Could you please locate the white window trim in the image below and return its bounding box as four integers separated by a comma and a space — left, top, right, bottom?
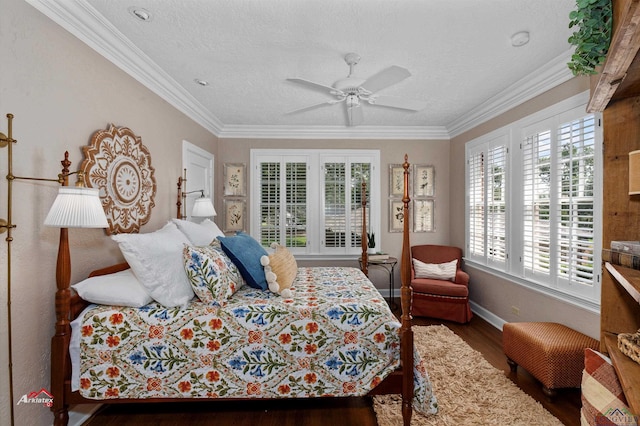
250, 149, 381, 259
465, 91, 602, 311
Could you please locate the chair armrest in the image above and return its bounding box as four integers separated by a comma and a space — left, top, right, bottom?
454, 269, 470, 286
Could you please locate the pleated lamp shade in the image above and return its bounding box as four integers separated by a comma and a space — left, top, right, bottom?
630, 150, 640, 195
192, 197, 216, 217
44, 187, 109, 228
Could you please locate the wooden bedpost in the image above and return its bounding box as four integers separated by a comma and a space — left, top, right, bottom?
50, 153, 72, 426
361, 180, 368, 276
400, 154, 413, 426
177, 175, 184, 220
177, 168, 187, 220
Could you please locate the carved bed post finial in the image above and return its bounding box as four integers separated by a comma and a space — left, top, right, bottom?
60, 151, 71, 185
177, 176, 183, 220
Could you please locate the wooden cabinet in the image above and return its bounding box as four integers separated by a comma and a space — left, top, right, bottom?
591, 0, 640, 415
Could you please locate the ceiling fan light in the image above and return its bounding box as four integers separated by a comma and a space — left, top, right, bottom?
287, 54, 425, 127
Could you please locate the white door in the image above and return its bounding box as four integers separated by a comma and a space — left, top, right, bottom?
182, 141, 214, 221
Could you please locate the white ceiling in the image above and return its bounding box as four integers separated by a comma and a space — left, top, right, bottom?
26, 0, 577, 139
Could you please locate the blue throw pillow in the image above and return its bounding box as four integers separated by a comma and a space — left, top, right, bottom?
217, 232, 268, 290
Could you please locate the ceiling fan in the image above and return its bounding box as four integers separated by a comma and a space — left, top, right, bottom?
286, 52, 427, 126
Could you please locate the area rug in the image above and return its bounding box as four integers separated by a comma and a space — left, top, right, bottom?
373, 325, 563, 426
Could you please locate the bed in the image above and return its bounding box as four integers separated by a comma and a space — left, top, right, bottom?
50, 155, 435, 425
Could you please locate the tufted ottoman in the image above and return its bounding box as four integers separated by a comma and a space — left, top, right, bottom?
502, 322, 599, 400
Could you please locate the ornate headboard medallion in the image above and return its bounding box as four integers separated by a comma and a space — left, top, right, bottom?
81, 124, 156, 234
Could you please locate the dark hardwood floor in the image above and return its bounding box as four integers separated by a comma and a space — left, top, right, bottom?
84, 302, 581, 425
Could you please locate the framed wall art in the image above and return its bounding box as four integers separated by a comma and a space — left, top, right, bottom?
389, 199, 407, 233
414, 164, 435, 197
223, 163, 246, 196
389, 164, 407, 197
413, 199, 434, 232
223, 198, 246, 232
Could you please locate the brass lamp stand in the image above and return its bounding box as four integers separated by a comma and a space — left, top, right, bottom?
0, 113, 108, 426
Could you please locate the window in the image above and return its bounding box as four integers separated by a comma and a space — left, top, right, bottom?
465, 93, 602, 305
467, 135, 508, 269
250, 149, 380, 257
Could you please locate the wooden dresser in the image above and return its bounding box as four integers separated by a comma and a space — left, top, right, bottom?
590, 0, 640, 415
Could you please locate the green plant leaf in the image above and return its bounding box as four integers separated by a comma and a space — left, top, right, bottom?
567, 0, 612, 76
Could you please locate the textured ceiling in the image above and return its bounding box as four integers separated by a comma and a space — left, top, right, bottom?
26, 0, 577, 138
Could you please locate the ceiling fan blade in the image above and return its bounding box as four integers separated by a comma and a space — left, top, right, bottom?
286, 99, 343, 115
359, 66, 411, 93
287, 78, 342, 95
368, 95, 427, 111
347, 104, 364, 127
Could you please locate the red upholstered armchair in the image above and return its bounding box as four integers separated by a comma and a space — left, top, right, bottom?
410, 245, 472, 323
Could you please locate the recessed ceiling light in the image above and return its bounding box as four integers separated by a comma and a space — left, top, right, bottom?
194, 79, 209, 87
511, 31, 530, 47
128, 7, 152, 22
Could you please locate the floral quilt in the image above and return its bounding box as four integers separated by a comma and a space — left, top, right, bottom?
71, 267, 437, 414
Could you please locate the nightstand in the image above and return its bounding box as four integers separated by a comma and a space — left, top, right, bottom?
358, 256, 398, 309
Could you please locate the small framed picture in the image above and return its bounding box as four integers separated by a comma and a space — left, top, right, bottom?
414, 164, 435, 197
223, 198, 246, 232
223, 163, 246, 196
389, 199, 407, 233
413, 199, 435, 232
389, 164, 406, 197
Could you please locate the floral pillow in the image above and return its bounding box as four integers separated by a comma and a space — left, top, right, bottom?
183, 243, 245, 305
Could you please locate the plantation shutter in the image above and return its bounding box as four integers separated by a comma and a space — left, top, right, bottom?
285, 162, 307, 248
258, 159, 307, 248
522, 130, 552, 279
323, 162, 347, 248
468, 149, 485, 258
464, 96, 601, 303
556, 115, 596, 287
259, 161, 280, 246
252, 149, 380, 256
487, 144, 507, 265
322, 158, 371, 252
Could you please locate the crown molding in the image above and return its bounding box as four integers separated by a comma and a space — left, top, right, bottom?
25, 0, 574, 141
24, 0, 224, 135
216, 125, 450, 140
447, 49, 575, 138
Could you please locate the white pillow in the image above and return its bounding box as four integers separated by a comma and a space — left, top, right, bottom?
111, 222, 194, 307
72, 269, 153, 307
172, 218, 224, 246
413, 258, 458, 281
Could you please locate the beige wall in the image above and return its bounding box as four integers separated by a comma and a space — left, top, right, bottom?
0, 0, 217, 424
449, 77, 601, 339
218, 138, 450, 290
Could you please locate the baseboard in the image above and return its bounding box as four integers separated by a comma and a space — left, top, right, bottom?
69, 404, 102, 426
470, 301, 506, 331
387, 290, 507, 332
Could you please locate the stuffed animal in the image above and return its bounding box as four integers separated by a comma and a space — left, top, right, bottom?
261, 243, 297, 298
